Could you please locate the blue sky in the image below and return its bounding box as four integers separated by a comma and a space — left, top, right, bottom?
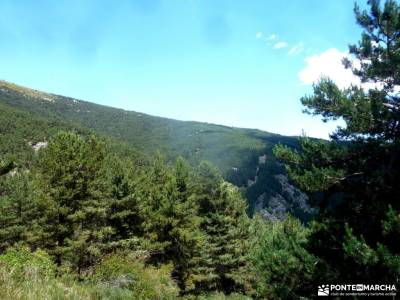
0, 0, 368, 138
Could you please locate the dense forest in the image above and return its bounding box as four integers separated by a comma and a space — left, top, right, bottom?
0, 79, 312, 222
0, 0, 399, 299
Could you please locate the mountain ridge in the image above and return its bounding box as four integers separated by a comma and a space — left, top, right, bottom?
0, 80, 304, 137
0, 80, 314, 220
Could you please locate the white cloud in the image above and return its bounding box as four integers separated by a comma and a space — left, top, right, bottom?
288, 42, 304, 55
298, 48, 388, 91
267, 34, 277, 40
298, 48, 361, 89
256, 32, 263, 39
273, 41, 288, 49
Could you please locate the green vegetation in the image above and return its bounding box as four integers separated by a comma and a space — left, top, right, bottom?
249, 216, 315, 299
0, 132, 256, 298
0, 247, 179, 300
0, 79, 310, 221
274, 0, 400, 289
0, 0, 399, 299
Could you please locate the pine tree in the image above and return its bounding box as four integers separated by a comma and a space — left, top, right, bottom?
139, 154, 202, 292
139, 153, 178, 259
191, 161, 252, 295
0, 172, 37, 251
249, 215, 316, 299
105, 155, 142, 250
34, 131, 112, 272
274, 0, 400, 285
170, 157, 204, 293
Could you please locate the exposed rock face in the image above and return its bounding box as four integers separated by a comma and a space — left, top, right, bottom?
274, 174, 313, 214
246, 154, 316, 221
255, 193, 287, 221
29, 141, 48, 152
247, 156, 265, 187
252, 173, 316, 222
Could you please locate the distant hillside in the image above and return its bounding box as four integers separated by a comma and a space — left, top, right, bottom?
0, 80, 315, 220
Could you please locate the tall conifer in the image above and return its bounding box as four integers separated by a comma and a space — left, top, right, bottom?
35, 132, 111, 272
274, 0, 400, 285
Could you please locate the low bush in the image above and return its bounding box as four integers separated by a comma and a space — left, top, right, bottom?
93, 253, 179, 299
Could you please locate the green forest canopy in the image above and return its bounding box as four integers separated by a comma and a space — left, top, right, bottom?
0, 0, 399, 299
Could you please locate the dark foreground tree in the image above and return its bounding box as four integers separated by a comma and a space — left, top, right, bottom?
274, 0, 400, 286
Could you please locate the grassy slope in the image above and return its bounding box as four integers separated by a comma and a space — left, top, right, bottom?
0, 80, 310, 219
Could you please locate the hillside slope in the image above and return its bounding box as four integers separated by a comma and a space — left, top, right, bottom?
0, 80, 314, 220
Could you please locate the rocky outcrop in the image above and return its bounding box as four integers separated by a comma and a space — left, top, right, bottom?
254, 174, 316, 222
247, 154, 316, 222
29, 141, 48, 152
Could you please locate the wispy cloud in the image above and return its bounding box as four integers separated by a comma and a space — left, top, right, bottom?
273, 41, 288, 49
258, 33, 296, 53
288, 42, 304, 55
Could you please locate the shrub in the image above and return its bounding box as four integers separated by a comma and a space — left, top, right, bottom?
0, 247, 56, 281
0, 247, 93, 299
93, 253, 179, 299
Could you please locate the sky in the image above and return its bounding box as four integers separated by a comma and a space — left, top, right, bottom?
0, 0, 369, 139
